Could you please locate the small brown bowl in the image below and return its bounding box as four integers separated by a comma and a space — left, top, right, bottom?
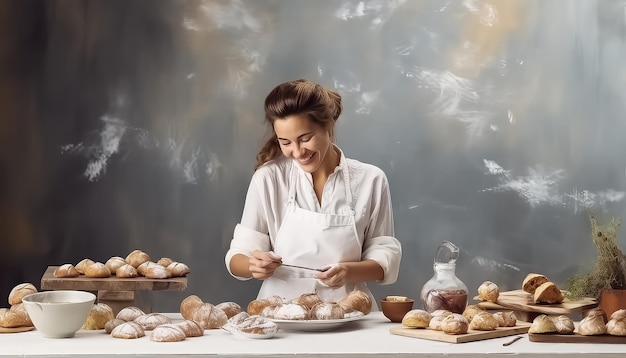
380, 298, 415, 323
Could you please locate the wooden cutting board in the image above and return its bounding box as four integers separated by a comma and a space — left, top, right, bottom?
390, 322, 531, 343
474, 290, 596, 316
529, 333, 626, 344
40, 266, 187, 291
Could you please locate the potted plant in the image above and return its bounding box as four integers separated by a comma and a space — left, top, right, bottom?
566, 214, 626, 317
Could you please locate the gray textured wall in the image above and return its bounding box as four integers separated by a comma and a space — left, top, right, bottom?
1, 0, 625, 312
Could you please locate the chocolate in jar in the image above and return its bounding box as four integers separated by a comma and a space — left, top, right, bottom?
422, 289, 467, 314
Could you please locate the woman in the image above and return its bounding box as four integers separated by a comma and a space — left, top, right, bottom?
225, 78, 401, 308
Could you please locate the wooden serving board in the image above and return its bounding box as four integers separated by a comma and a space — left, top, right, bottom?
529, 333, 626, 344
474, 290, 596, 316
390, 322, 531, 344
0, 326, 34, 334
40, 266, 187, 291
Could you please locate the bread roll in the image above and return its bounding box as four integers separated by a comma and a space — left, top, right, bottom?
265, 295, 285, 306
111, 321, 145, 339
553, 315, 574, 334
191, 303, 228, 329
337, 290, 372, 315
607, 317, 626, 336
150, 324, 186, 342
441, 313, 468, 334
174, 319, 204, 337
492, 311, 516, 327
578, 315, 607, 335
134, 313, 172, 330
105, 256, 127, 274
126, 249, 151, 268
227, 311, 250, 325
75, 258, 95, 274
143, 264, 171, 279
137, 261, 159, 276
585, 307, 608, 323
166, 262, 190, 277
290, 292, 323, 310
235, 314, 280, 336
522, 273, 549, 294
157, 257, 174, 267
8, 283, 37, 305
610, 309, 626, 321
477, 281, 499, 303
104, 318, 126, 334
116, 306, 145, 321
462, 304, 485, 323
528, 314, 557, 334
247, 298, 273, 316
215, 302, 242, 319
533, 281, 564, 304
0, 307, 31, 328
428, 315, 447, 330
271, 303, 310, 320
401, 309, 431, 328
468, 311, 498, 331
116, 264, 138, 278
431, 309, 453, 318
84, 262, 111, 278
180, 295, 204, 320
82, 303, 115, 330
54, 264, 80, 278
310, 301, 344, 320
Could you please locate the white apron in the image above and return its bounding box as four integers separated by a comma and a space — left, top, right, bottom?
257, 159, 377, 308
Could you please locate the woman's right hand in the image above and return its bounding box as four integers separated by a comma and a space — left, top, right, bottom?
249, 250, 282, 280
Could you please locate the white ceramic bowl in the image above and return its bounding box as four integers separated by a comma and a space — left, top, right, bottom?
22, 290, 96, 338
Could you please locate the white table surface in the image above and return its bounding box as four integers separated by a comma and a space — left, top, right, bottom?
2, 312, 625, 357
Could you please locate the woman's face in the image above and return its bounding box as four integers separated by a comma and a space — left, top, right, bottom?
273, 115, 333, 174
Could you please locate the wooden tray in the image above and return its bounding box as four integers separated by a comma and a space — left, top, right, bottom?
474, 290, 596, 316
390, 322, 531, 343
529, 333, 626, 344
40, 266, 187, 291
0, 326, 34, 334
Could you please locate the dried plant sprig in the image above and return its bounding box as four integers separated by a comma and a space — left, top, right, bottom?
566, 215, 626, 300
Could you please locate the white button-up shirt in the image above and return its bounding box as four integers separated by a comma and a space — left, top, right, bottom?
225, 146, 401, 284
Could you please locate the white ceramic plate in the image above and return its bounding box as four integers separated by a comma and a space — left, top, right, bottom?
270, 312, 366, 332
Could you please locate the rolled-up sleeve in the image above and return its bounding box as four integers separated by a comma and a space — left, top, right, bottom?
225, 224, 272, 280
362, 235, 402, 284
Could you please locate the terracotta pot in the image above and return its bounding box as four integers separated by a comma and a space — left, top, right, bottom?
599, 289, 626, 318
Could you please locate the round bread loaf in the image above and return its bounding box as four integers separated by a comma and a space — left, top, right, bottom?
578, 315, 607, 335
431, 309, 453, 318
126, 249, 151, 268
533, 281, 564, 304
428, 315, 447, 331
477, 281, 499, 303
310, 301, 344, 320
492, 311, 516, 327
215, 302, 242, 319
468, 311, 498, 331
553, 315, 574, 334
174, 319, 204, 337
271, 303, 310, 320
104, 318, 126, 334
54, 264, 80, 278
83, 303, 115, 330
585, 307, 608, 323
611, 309, 626, 321
180, 295, 204, 320
191, 303, 228, 329
337, 290, 372, 315
137, 261, 159, 276
134, 313, 171, 330
247, 298, 272, 316
75, 258, 95, 274
157, 257, 174, 267
522, 273, 549, 294
528, 314, 557, 334
105, 257, 127, 274
111, 321, 145, 339
84, 262, 111, 278
462, 304, 485, 323
116, 306, 145, 321
166, 262, 190, 277
441, 313, 468, 334
116, 264, 138, 278
291, 293, 323, 310
0, 307, 31, 328
8, 283, 38, 305
607, 318, 626, 336
150, 324, 186, 342
401, 309, 431, 328
143, 264, 171, 279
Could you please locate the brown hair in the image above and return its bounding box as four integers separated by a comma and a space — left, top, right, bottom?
254, 78, 342, 170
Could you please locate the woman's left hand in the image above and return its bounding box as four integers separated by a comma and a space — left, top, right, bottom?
314, 263, 347, 288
